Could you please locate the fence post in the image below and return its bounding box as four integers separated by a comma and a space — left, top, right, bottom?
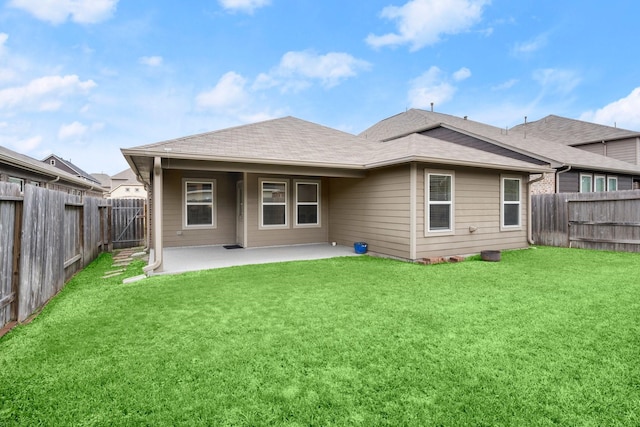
10, 200, 22, 322
107, 204, 113, 252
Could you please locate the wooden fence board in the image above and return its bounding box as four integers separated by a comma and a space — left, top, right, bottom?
532, 190, 640, 252
0, 183, 122, 329
0, 182, 21, 328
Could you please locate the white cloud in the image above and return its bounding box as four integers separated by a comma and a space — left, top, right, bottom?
196, 71, 249, 110
9, 0, 119, 24
139, 56, 163, 67
579, 87, 640, 130
256, 50, 371, 92
0, 75, 96, 111
492, 78, 518, 91
218, 0, 270, 14
366, 0, 490, 51
512, 33, 549, 56
532, 68, 581, 95
453, 67, 471, 81
58, 121, 88, 140
408, 66, 468, 108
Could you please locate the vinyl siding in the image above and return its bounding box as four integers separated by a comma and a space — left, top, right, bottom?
329, 165, 411, 259
246, 174, 329, 247
559, 170, 634, 192
577, 139, 637, 165
606, 138, 637, 164
162, 170, 237, 248
416, 167, 529, 258
577, 143, 605, 156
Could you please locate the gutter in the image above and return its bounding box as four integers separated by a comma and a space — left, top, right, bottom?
555, 165, 572, 193
527, 173, 547, 245
143, 156, 163, 276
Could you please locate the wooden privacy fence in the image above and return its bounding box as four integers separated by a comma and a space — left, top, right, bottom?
531, 190, 640, 252
110, 198, 146, 249
0, 182, 111, 329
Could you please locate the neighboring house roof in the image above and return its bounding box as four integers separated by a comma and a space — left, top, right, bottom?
510, 115, 640, 146
43, 154, 102, 185
111, 168, 142, 185
122, 116, 553, 182
90, 173, 112, 190
0, 145, 104, 190
360, 109, 640, 176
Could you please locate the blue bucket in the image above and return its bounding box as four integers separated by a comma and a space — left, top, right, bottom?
354, 242, 368, 254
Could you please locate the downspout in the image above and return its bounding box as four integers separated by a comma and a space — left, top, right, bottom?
47, 175, 60, 190
555, 165, 572, 194
527, 173, 546, 245
143, 156, 163, 275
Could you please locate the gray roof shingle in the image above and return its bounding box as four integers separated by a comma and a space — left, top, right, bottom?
510, 115, 640, 145
123, 115, 553, 173
360, 109, 640, 175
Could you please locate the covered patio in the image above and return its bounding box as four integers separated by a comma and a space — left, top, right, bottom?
152, 243, 359, 275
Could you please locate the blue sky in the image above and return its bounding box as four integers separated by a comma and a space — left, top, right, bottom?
1, 0, 639, 175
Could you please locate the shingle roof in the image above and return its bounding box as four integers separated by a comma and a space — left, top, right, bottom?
0, 145, 103, 189
360, 109, 640, 175
123, 115, 552, 173
127, 116, 371, 168
510, 115, 640, 145
43, 154, 102, 185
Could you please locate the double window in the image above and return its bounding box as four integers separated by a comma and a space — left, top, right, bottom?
259, 179, 321, 228
501, 177, 521, 229
184, 180, 215, 227
426, 172, 454, 234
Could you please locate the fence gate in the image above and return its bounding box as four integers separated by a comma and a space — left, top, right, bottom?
110, 198, 146, 249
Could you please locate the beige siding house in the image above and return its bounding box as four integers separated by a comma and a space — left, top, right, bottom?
123, 113, 561, 274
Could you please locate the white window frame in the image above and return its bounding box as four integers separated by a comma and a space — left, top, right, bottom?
8, 177, 24, 193
580, 173, 593, 193
501, 176, 522, 230
294, 180, 321, 228
425, 170, 455, 236
259, 178, 289, 229
607, 176, 618, 192
183, 179, 216, 229
594, 175, 606, 192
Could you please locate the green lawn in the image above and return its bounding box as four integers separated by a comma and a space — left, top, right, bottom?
1, 247, 639, 426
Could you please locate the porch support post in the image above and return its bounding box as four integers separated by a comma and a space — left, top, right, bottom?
242, 172, 248, 248
143, 156, 163, 275
409, 163, 417, 260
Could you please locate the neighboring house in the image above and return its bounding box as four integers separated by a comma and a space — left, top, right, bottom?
122, 115, 558, 274
42, 154, 102, 186
109, 168, 147, 199
90, 173, 112, 197
510, 115, 640, 190
0, 145, 104, 197
360, 110, 640, 195
90, 169, 147, 199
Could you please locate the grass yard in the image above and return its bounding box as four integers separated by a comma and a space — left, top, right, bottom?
1, 247, 640, 426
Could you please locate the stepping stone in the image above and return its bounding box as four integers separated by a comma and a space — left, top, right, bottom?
123, 274, 147, 284
131, 252, 147, 258
102, 272, 123, 279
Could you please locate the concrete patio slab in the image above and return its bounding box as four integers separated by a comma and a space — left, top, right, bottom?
153, 243, 359, 275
